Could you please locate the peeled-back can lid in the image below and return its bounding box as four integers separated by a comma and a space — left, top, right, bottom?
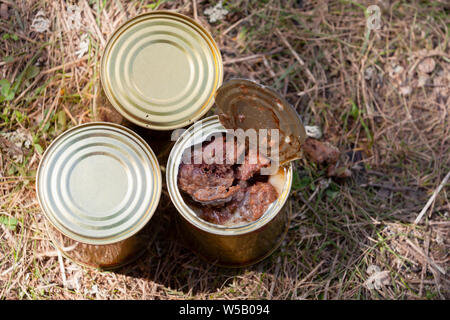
214, 79, 307, 165
36, 122, 162, 245
100, 11, 223, 130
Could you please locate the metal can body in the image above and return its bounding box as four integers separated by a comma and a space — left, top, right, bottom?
44, 219, 159, 269
166, 116, 293, 267
36, 122, 162, 269
176, 202, 290, 267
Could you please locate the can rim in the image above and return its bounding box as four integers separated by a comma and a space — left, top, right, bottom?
36, 122, 162, 245
166, 115, 293, 236
100, 11, 223, 130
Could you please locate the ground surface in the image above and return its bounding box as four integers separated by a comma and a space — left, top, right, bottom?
0, 0, 449, 300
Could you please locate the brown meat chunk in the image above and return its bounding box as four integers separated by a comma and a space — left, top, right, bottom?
199, 206, 232, 225
246, 182, 279, 220
178, 162, 235, 204
192, 185, 241, 206
302, 138, 351, 178
192, 135, 245, 165
302, 138, 339, 164
236, 150, 271, 180
178, 135, 279, 226
199, 182, 278, 225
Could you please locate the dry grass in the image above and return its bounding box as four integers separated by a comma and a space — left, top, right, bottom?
0, 0, 449, 300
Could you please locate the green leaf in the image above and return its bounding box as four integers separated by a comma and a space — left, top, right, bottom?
32, 133, 39, 144
292, 170, 312, 190
57, 110, 66, 129
0, 79, 11, 95
15, 110, 24, 123
144, 0, 163, 9
325, 188, 339, 201
25, 65, 40, 80
3, 56, 13, 63
1, 112, 9, 122
0, 79, 15, 100
5, 91, 15, 101
7, 164, 16, 175
34, 143, 44, 155
350, 100, 359, 119
0, 215, 18, 231
42, 120, 51, 133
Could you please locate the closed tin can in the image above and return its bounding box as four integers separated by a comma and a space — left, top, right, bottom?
100, 11, 223, 130
36, 122, 162, 269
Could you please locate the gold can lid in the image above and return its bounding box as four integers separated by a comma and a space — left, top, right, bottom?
100, 11, 223, 130
36, 123, 162, 245
214, 79, 307, 165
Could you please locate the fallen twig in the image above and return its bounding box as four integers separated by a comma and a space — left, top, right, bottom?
223, 48, 283, 65
360, 183, 419, 193
192, 0, 198, 22
275, 28, 317, 85
42, 56, 89, 74
414, 171, 450, 224
405, 238, 446, 275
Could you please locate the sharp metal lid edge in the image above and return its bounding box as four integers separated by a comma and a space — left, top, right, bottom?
214, 78, 307, 165
36, 122, 162, 245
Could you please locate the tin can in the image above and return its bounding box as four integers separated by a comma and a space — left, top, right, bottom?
36, 122, 162, 269
166, 116, 294, 267
100, 11, 223, 130
166, 78, 306, 267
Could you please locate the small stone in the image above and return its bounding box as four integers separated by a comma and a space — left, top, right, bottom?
365, 265, 391, 290
67, 5, 82, 31
30, 10, 50, 33
305, 125, 322, 139
75, 34, 89, 58
399, 85, 412, 95
418, 57, 436, 74
417, 73, 430, 88
364, 67, 374, 80
392, 65, 404, 76
204, 1, 228, 23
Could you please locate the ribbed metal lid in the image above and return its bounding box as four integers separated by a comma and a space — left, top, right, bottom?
100, 11, 223, 130
36, 122, 162, 245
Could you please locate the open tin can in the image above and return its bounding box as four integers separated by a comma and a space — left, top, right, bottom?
36, 122, 162, 269
166, 80, 307, 267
